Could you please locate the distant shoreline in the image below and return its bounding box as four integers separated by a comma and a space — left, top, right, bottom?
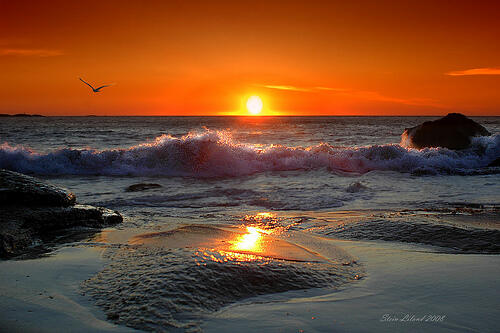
0, 113, 45, 117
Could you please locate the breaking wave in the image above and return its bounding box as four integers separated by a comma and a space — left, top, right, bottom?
1, 130, 499, 177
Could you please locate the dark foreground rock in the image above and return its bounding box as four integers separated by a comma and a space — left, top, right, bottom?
0, 169, 76, 206
401, 113, 491, 150
488, 157, 500, 167
0, 169, 122, 258
125, 183, 162, 192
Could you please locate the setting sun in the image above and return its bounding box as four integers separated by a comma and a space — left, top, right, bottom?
246, 96, 263, 115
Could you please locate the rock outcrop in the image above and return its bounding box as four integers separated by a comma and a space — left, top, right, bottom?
488, 157, 500, 167
0, 169, 122, 258
0, 170, 76, 206
401, 113, 491, 150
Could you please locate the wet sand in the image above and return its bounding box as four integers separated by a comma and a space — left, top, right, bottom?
204, 239, 500, 332
0, 226, 498, 332
0, 247, 134, 332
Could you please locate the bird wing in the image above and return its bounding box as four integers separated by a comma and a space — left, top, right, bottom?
79, 78, 95, 90
95, 84, 113, 91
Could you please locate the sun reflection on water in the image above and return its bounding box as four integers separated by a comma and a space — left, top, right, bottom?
230, 226, 271, 252
195, 249, 268, 264
255, 212, 275, 218
193, 212, 285, 264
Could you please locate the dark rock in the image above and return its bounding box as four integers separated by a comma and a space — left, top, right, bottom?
0, 169, 122, 258
401, 113, 491, 150
0, 169, 76, 207
125, 183, 162, 192
488, 157, 500, 167
0, 205, 122, 257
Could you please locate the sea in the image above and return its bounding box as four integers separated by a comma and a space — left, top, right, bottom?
0, 116, 499, 332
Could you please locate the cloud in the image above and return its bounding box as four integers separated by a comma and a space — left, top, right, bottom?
258, 84, 349, 93
347, 91, 444, 108
446, 68, 500, 76
258, 84, 314, 92
313, 87, 348, 92
0, 48, 64, 57
259, 83, 445, 108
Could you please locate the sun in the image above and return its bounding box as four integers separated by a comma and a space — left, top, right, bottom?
246, 96, 263, 115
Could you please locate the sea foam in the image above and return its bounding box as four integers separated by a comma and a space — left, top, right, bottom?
0, 130, 499, 177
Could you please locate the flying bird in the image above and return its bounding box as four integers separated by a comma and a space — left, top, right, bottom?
79, 77, 113, 92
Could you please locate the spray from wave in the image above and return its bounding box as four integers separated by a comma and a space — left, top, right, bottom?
0, 129, 499, 177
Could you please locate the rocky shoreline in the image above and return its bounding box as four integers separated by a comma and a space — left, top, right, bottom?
0, 169, 122, 258
401, 113, 491, 150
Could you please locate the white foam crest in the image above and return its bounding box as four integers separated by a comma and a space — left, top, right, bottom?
0, 130, 498, 177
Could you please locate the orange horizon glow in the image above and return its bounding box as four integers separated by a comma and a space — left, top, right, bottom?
1, 1, 500, 116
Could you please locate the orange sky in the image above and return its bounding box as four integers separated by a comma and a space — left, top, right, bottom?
1, 0, 499, 116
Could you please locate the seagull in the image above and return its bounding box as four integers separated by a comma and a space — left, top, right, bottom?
79, 77, 113, 93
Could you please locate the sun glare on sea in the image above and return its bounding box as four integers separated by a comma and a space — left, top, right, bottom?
230, 226, 271, 252
246, 96, 263, 115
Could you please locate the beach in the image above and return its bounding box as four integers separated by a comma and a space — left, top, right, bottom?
1, 230, 499, 332
0, 116, 499, 332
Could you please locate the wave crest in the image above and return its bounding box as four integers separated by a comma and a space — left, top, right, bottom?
1, 130, 499, 177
